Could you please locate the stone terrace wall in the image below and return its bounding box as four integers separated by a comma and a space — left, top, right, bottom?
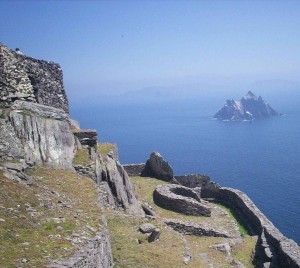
0, 44, 69, 113
175, 174, 211, 188
208, 187, 300, 267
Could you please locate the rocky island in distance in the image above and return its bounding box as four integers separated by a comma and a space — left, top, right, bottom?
214, 91, 278, 121
1, 43, 299, 267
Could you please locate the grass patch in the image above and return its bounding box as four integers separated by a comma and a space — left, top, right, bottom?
121, 176, 256, 267
97, 142, 114, 156
211, 201, 251, 236
72, 148, 93, 165
232, 235, 257, 267
0, 166, 103, 267
107, 210, 194, 268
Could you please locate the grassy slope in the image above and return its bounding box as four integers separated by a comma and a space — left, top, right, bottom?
0, 166, 103, 268
107, 176, 257, 268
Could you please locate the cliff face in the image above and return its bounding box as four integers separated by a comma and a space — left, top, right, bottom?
8, 101, 75, 169
0, 44, 142, 267
214, 91, 278, 121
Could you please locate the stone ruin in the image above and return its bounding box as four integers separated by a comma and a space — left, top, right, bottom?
153, 184, 211, 217
0, 44, 69, 113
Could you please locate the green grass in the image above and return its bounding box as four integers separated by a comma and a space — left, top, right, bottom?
107, 210, 202, 268
130, 176, 241, 231
97, 142, 114, 156
0, 166, 103, 267
106, 176, 256, 267
211, 201, 251, 236
72, 148, 93, 165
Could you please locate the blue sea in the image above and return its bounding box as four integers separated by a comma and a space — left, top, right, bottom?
71, 92, 300, 244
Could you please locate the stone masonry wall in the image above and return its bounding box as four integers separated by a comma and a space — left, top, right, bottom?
123, 164, 145, 176
0, 44, 69, 113
174, 174, 211, 188
207, 187, 300, 267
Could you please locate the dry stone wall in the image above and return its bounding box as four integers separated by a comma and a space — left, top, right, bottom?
0, 44, 69, 113
153, 184, 211, 216
123, 164, 145, 176
200, 186, 300, 267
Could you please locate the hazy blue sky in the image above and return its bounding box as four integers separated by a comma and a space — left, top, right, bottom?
1, 0, 300, 97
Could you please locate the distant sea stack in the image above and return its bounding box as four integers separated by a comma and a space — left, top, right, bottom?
214, 91, 278, 121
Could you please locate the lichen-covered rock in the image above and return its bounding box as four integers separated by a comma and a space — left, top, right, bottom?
141, 152, 174, 181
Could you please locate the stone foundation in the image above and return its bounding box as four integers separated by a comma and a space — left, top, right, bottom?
153, 184, 211, 217
165, 219, 230, 238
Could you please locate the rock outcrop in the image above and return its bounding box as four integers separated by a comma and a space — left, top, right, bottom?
0, 100, 75, 169
214, 91, 278, 121
8, 101, 75, 169
100, 151, 143, 216
141, 152, 174, 181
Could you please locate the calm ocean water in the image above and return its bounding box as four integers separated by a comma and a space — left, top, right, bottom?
71, 95, 300, 244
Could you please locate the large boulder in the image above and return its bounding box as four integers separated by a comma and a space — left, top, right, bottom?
141, 152, 174, 181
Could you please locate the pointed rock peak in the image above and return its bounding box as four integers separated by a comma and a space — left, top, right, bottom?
245, 91, 256, 98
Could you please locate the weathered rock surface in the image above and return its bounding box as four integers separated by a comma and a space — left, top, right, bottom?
8, 101, 75, 169
153, 184, 211, 216
101, 153, 143, 216
147, 228, 161, 243
165, 219, 230, 238
139, 223, 156, 234
210, 243, 231, 256
49, 231, 113, 268
141, 152, 174, 181
141, 202, 156, 217
2, 161, 33, 183
214, 91, 278, 121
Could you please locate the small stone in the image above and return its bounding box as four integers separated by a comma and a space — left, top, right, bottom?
183, 254, 191, 265
0, 218, 5, 222
21, 258, 29, 263
148, 228, 161, 242
56, 226, 64, 231
139, 223, 156, 234
210, 243, 231, 256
